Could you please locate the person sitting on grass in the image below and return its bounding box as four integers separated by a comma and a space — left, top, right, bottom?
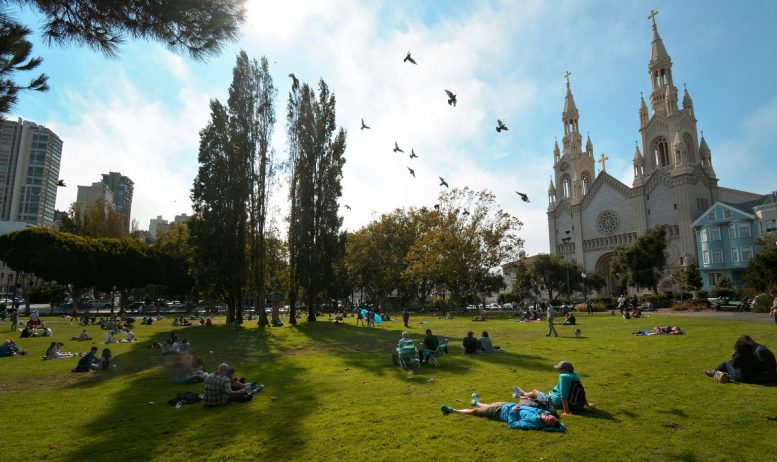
71, 330, 92, 341
72, 346, 99, 372
478, 331, 500, 352
0, 339, 25, 357
94, 348, 112, 371
45, 341, 74, 359
740, 335, 777, 384
562, 312, 576, 325
472, 313, 488, 322
461, 331, 479, 354
205, 318, 213, 327
512, 361, 588, 416
440, 397, 565, 432
203, 363, 259, 406
706, 336, 774, 384
176, 352, 208, 384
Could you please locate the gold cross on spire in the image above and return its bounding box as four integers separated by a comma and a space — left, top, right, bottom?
564, 70, 572, 85
598, 153, 609, 172
648, 9, 658, 25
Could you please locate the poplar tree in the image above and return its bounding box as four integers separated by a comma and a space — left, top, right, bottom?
287, 79, 346, 322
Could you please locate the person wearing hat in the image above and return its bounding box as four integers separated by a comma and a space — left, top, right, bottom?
512, 360, 582, 416
461, 331, 479, 354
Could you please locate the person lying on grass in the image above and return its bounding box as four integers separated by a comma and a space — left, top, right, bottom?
440, 398, 565, 432
512, 361, 589, 416
0, 339, 25, 357
634, 326, 683, 336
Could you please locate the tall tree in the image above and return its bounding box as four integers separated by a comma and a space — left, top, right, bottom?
190, 99, 243, 321
610, 225, 668, 293
227, 53, 277, 326
743, 237, 777, 290
0, 16, 48, 115
0, 1, 245, 115
287, 79, 346, 322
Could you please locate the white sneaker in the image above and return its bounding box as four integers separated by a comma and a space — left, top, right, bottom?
512, 386, 524, 399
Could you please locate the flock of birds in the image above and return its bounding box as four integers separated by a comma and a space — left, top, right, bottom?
305, 51, 530, 213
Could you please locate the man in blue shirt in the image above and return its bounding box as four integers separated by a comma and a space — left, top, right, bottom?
440, 400, 564, 432
513, 360, 583, 416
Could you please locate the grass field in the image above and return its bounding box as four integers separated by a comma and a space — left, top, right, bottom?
1, 312, 775, 461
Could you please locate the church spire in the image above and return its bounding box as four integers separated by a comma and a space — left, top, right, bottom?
639, 92, 649, 127
646, 10, 676, 113
561, 71, 582, 156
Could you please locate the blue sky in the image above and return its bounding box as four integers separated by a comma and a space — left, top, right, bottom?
9, 0, 777, 255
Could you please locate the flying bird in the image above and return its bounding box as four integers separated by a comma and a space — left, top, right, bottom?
515, 191, 530, 202
288, 73, 299, 88
409, 149, 418, 159
439, 177, 449, 188
404, 52, 417, 64
393, 141, 404, 153
344, 204, 351, 210
496, 119, 508, 132
407, 167, 415, 178
360, 118, 371, 130
56, 179, 66, 187
444, 89, 457, 107
462, 210, 470, 216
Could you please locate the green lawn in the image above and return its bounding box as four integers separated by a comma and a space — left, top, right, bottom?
1, 312, 775, 461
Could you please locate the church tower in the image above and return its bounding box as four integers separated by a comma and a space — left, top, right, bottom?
552, 72, 595, 207
637, 11, 714, 180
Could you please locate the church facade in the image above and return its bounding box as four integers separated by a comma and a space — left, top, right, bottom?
546, 15, 762, 295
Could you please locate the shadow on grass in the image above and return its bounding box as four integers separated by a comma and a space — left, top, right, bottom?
578, 407, 619, 421
61, 325, 314, 461
657, 407, 688, 418
294, 322, 551, 377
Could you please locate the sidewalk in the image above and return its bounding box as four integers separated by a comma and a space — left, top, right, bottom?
651, 308, 774, 323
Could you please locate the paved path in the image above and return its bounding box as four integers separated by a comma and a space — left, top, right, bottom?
650, 309, 774, 323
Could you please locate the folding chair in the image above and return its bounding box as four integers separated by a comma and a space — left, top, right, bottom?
423, 339, 448, 368
397, 342, 419, 370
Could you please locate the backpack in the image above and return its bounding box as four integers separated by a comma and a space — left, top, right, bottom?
168, 391, 202, 406
567, 381, 587, 411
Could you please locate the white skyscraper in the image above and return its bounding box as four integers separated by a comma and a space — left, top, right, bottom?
0, 118, 63, 227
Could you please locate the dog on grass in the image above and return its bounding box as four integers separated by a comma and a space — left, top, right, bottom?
574, 328, 582, 338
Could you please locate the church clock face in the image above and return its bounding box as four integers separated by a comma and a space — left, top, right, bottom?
596, 211, 619, 234
559, 161, 569, 171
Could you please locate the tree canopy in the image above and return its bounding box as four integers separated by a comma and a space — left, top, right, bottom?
609, 225, 668, 293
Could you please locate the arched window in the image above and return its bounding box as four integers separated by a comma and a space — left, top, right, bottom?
562, 176, 571, 198
653, 137, 669, 167
683, 133, 695, 163
581, 173, 590, 195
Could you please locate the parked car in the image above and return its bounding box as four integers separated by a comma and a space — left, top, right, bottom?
83, 299, 111, 309
485, 303, 501, 310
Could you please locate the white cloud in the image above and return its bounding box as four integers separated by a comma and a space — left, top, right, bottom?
49, 52, 211, 229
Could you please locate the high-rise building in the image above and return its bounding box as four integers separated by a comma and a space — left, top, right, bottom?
76, 182, 114, 216
0, 118, 63, 227
101, 171, 134, 230
149, 215, 169, 240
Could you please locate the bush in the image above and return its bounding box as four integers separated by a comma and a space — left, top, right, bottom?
690, 298, 711, 308
711, 287, 736, 298
573, 302, 606, 313
697, 290, 709, 299
669, 302, 707, 312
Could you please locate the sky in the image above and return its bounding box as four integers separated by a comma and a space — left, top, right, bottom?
9, 0, 777, 256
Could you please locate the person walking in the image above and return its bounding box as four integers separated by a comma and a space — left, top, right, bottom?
10, 309, 18, 332
545, 301, 558, 337
770, 290, 777, 325
402, 308, 410, 328
586, 297, 593, 316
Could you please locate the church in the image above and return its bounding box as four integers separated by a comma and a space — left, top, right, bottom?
546, 13, 763, 295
